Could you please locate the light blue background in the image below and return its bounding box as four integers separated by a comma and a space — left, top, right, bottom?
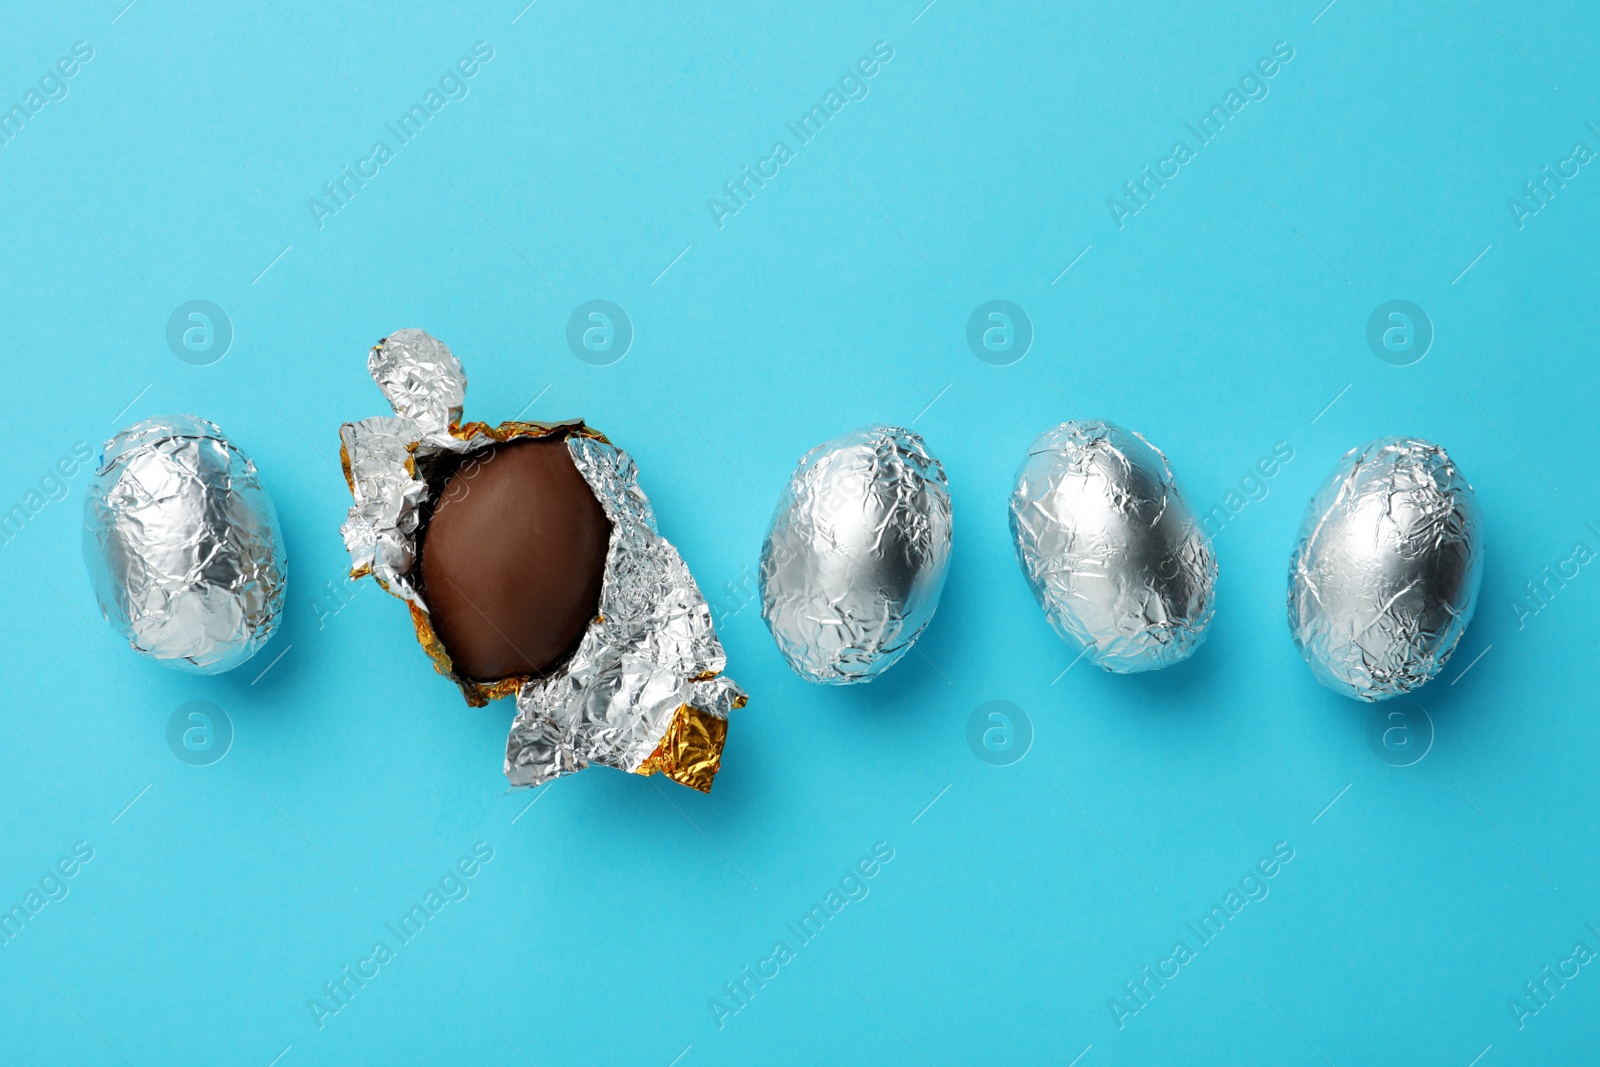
2, 0, 1597, 1063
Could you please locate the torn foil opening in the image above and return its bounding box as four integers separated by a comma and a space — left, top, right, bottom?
338, 329, 745, 791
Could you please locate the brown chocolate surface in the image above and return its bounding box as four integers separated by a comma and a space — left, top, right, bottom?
420, 437, 611, 682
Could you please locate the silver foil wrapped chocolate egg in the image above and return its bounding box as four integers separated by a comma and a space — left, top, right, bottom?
83, 415, 287, 674
1287, 436, 1483, 701
760, 426, 952, 684
1010, 420, 1216, 672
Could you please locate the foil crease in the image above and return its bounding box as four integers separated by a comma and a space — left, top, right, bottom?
1287, 436, 1483, 701
1009, 420, 1216, 673
759, 425, 952, 684
82, 415, 287, 674
339, 329, 744, 791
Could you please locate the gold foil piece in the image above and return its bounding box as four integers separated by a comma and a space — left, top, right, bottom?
449, 418, 606, 447
635, 703, 736, 793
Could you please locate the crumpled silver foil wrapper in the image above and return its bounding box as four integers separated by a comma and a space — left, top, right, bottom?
82, 415, 287, 674
1009, 420, 1216, 673
759, 425, 952, 684
339, 329, 744, 791
1288, 436, 1483, 701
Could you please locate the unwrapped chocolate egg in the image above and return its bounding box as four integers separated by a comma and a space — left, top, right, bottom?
420, 437, 612, 682
1287, 436, 1483, 701
340, 329, 745, 793
1009, 420, 1216, 672
760, 426, 952, 684
82, 415, 287, 674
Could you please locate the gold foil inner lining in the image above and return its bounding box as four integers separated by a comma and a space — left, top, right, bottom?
406, 603, 524, 707
450, 419, 608, 447
635, 704, 730, 793
339, 440, 356, 493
